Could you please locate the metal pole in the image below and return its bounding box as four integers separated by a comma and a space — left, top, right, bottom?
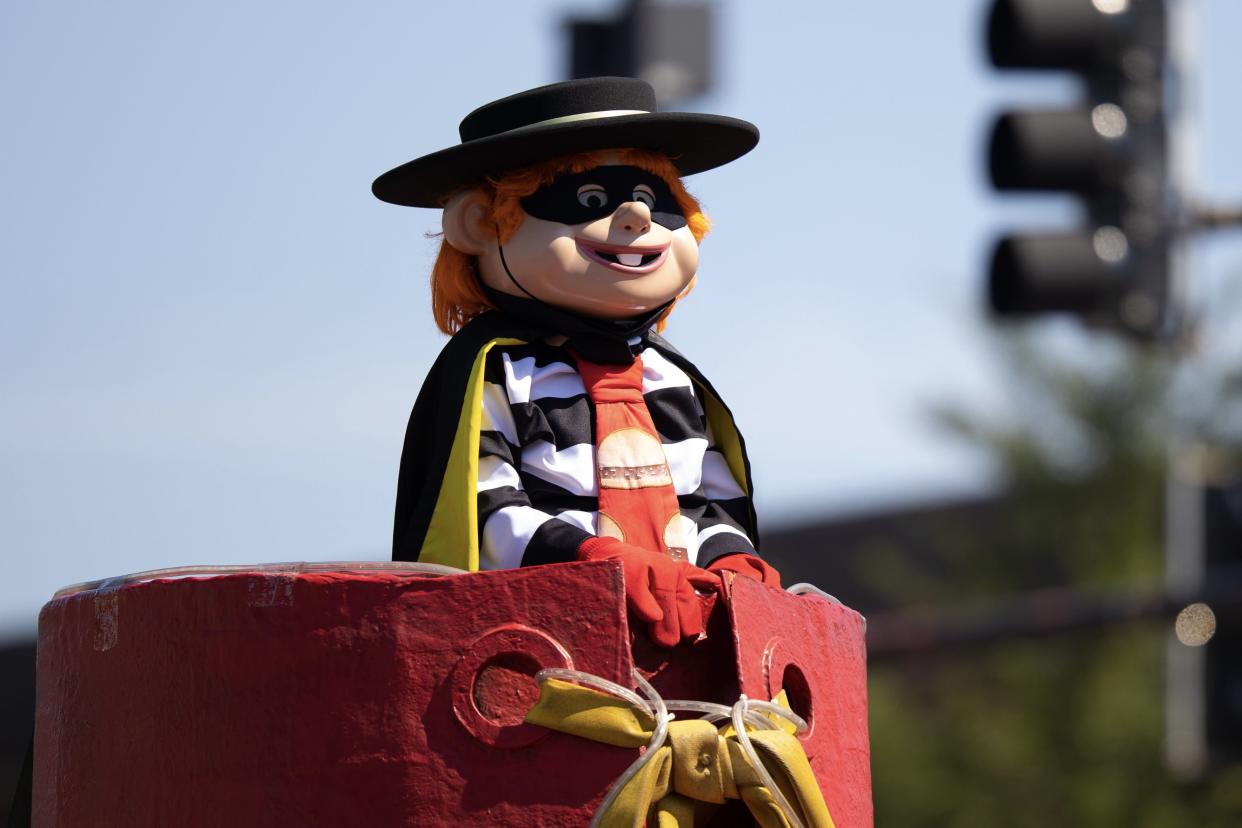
1162, 0, 1208, 780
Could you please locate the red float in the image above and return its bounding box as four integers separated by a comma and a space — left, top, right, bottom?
34, 561, 870, 826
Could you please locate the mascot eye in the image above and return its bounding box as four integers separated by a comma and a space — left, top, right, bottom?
576, 185, 608, 209
632, 185, 656, 208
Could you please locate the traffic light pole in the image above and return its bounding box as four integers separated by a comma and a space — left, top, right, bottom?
1162, 0, 1242, 778
1162, 0, 1204, 779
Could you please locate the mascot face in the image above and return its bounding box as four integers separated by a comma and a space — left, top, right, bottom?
448, 154, 700, 320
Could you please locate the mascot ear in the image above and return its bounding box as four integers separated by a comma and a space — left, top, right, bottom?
442, 188, 493, 255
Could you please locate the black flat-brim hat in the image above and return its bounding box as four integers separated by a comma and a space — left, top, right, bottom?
372, 77, 759, 208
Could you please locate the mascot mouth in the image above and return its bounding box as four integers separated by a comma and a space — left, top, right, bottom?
575, 239, 670, 275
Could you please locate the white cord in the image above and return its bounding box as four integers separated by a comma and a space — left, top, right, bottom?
661, 699, 807, 734
739, 698, 809, 735
731, 695, 807, 828
586, 670, 671, 828
787, 581, 866, 632
535, 667, 652, 718
785, 582, 841, 604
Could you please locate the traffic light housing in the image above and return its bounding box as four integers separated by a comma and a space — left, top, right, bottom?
564, 0, 713, 105
984, 0, 1171, 337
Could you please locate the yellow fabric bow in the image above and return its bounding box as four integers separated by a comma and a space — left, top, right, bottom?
524, 677, 836, 828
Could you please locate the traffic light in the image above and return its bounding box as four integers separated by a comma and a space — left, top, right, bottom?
564, 0, 713, 105
984, 0, 1172, 338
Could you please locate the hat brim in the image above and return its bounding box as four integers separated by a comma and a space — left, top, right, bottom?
372, 112, 759, 208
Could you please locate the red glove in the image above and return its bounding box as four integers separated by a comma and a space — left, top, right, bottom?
705, 553, 782, 588
578, 537, 704, 648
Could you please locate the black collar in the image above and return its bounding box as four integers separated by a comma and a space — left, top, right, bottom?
481, 286, 670, 365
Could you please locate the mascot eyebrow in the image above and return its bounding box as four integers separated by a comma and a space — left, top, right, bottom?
519, 165, 688, 231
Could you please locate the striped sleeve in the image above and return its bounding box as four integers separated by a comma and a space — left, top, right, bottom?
689, 423, 757, 566
477, 346, 591, 570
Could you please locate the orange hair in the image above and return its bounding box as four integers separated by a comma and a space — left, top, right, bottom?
430, 149, 710, 335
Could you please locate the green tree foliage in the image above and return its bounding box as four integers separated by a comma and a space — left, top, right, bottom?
867, 334, 1242, 826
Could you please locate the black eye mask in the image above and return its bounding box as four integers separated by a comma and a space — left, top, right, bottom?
519, 165, 688, 231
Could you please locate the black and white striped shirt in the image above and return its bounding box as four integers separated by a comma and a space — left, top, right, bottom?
476, 340, 757, 570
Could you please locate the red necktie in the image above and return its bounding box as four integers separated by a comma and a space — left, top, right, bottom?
573, 353, 689, 562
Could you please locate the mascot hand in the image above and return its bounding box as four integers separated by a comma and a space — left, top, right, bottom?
705, 553, 782, 588
578, 537, 703, 647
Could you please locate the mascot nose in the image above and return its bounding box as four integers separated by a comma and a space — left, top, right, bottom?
614, 201, 652, 235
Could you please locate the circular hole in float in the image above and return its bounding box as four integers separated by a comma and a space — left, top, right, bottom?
780, 663, 813, 735
472, 651, 545, 727
451, 624, 572, 749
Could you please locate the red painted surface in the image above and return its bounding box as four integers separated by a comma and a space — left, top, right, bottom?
35, 561, 870, 826
727, 575, 873, 828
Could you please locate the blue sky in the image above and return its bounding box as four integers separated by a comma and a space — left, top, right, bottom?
3, 0, 1241, 636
